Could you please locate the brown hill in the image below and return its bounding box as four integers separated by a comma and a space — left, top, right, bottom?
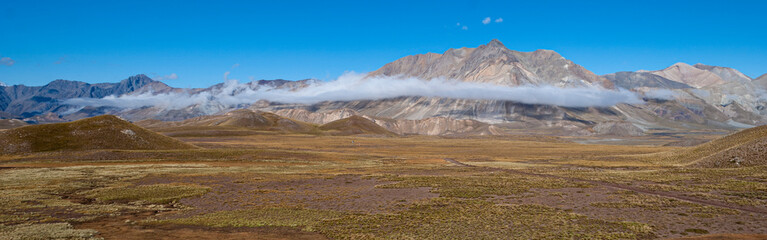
136, 109, 320, 136
0, 119, 28, 129
0, 115, 197, 154
660, 124, 767, 167
319, 116, 397, 136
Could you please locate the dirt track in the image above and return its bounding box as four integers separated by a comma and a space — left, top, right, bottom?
443, 158, 767, 215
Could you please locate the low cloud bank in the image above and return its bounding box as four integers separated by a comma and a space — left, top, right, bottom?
64, 72, 644, 110
642, 89, 677, 100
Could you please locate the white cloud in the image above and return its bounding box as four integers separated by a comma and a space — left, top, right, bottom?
461, 26, 468, 30
495, 18, 503, 23
223, 63, 241, 81
482, 17, 491, 24
64, 72, 644, 112
154, 73, 179, 81
456, 22, 461, 26
0, 56, 14, 66
0, 81, 6, 87
642, 89, 677, 100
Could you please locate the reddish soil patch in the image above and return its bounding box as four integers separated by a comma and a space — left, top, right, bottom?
75, 211, 327, 240
499, 186, 767, 239
136, 173, 437, 216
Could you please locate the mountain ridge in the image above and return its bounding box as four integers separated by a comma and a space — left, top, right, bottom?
368, 39, 613, 88
1, 40, 766, 137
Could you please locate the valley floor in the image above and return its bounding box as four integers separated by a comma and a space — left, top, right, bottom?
1, 134, 766, 239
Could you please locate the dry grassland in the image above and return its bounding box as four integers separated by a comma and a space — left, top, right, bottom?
1, 133, 766, 239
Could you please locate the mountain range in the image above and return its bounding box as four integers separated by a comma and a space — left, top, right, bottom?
1, 39, 765, 136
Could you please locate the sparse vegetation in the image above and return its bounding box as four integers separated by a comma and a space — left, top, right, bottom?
0, 115, 197, 154
2, 123, 767, 239
316, 198, 655, 239
0, 223, 100, 240
84, 184, 210, 204
378, 173, 590, 198
154, 207, 345, 231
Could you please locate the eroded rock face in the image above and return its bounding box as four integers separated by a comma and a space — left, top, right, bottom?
270, 108, 361, 125
754, 74, 767, 89
649, 63, 727, 88
604, 71, 692, 90
592, 122, 644, 137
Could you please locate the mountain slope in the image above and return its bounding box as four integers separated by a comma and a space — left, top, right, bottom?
692, 63, 752, 83
603, 71, 692, 89
659, 124, 767, 166
0, 119, 28, 129
0, 115, 197, 154
753, 73, 767, 89
649, 63, 726, 88
1, 74, 162, 119
319, 116, 396, 136
4, 41, 766, 137
369, 39, 613, 88
137, 109, 320, 135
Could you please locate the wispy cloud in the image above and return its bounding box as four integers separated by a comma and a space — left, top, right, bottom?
223, 63, 240, 81
154, 73, 179, 81
0, 56, 14, 66
483, 17, 503, 25
482, 17, 491, 24
456, 22, 468, 30
65, 72, 644, 112
642, 89, 676, 100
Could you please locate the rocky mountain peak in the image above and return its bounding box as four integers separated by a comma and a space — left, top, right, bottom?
123, 74, 155, 86
669, 62, 694, 70
691, 63, 752, 82
651, 62, 726, 88
484, 39, 506, 49
368, 39, 610, 88
757, 73, 767, 81
114, 74, 159, 93
753, 73, 767, 88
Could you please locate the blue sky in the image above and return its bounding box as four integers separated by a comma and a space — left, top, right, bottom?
1, 0, 766, 88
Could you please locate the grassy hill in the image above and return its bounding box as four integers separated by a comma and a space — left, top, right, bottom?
0, 115, 197, 154
658, 125, 767, 167
137, 109, 321, 136
319, 116, 397, 136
